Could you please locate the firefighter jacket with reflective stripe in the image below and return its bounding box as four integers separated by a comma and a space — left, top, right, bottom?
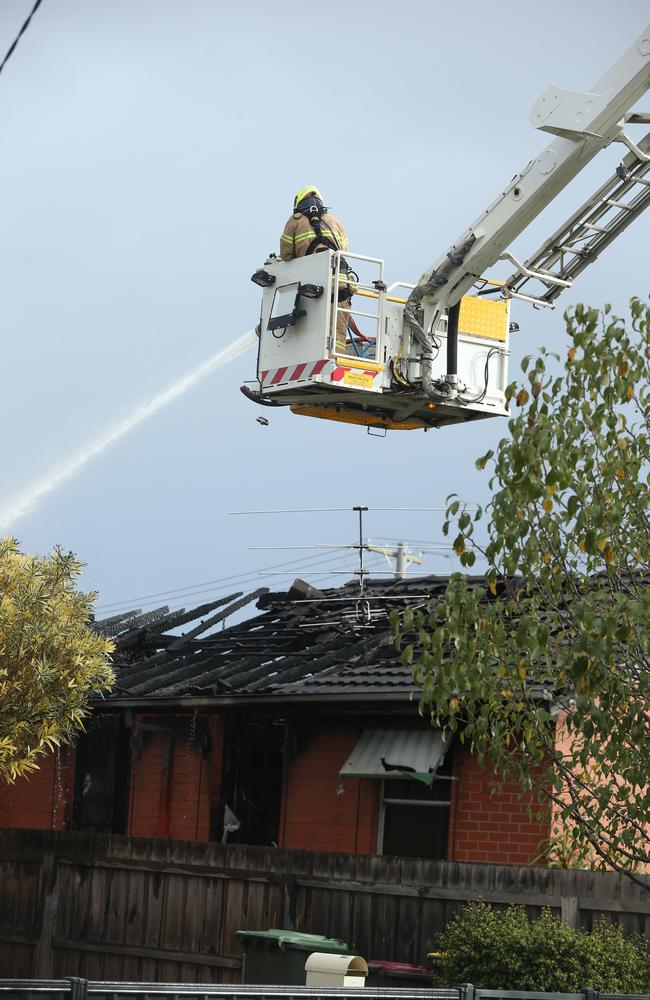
279, 211, 349, 261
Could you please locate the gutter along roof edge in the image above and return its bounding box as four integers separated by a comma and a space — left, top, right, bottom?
93, 690, 420, 709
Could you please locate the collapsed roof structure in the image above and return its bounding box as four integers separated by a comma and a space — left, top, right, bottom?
95, 575, 491, 704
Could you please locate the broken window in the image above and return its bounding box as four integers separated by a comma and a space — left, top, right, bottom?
219, 715, 285, 846
73, 713, 131, 833
379, 751, 454, 859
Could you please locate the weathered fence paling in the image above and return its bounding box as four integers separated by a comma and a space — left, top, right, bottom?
0, 830, 648, 982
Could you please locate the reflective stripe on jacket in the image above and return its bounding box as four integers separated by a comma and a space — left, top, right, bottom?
279, 211, 349, 261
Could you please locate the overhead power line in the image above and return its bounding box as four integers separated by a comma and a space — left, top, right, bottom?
94, 548, 350, 610
230, 506, 465, 515
159, 559, 387, 616
94, 549, 360, 614
0, 0, 44, 77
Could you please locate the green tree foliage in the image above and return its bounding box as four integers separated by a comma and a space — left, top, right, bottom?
438, 901, 650, 992
394, 299, 650, 877
0, 538, 114, 781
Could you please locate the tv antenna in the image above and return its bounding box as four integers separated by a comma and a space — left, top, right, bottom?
231, 504, 456, 598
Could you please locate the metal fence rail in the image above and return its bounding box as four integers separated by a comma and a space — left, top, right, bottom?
462, 993, 593, 1000
0, 983, 459, 1000
1, 982, 645, 1000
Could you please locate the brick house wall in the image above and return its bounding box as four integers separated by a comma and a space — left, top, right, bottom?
279, 722, 380, 853
0, 746, 75, 831
0, 713, 550, 864
279, 721, 550, 863
127, 713, 219, 841
0, 713, 219, 842
449, 743, 549, 864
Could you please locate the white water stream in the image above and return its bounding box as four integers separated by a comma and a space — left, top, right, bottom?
0, 330, 257, 533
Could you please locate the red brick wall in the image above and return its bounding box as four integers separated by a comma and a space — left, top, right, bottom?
448, 742, 550, 864
0, 713, 550, 865
279, 722, 379, 853
127, 714, 219, 842
279, 723, 550, 864
0, 746, 75, 831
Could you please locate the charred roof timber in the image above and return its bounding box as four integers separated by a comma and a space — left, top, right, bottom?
92, 575, 495, 705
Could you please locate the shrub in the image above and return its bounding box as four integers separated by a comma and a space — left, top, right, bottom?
438, 901, 650, 992
0, 538, 114, 780
579, 920, 650, 994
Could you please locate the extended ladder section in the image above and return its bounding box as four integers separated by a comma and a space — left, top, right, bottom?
406, 23, 650, 385
501, 128, 650, 307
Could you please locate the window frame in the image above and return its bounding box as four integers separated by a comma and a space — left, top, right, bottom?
377, 774, 457, 856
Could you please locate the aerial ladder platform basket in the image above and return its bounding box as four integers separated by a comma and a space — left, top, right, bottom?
244, 25, 650, 433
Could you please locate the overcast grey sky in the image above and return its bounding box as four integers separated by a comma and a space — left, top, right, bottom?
1, 0, 648, 615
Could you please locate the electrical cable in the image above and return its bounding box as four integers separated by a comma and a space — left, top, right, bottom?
95, 550, 362, 616
230, 506, 455, 514
97, 513, 452, 616
94, 548, 351, 612
0, 0, 44, 77
425, 313, 442, 359
458, 347, 500, 404
160, 558, 387, 616
97, 536, 410, 612
389, 341, 414, 388
100, 552, 388, 620
390, 357, 411, 388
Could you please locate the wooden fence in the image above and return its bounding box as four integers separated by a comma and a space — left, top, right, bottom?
0, 829, 648, 983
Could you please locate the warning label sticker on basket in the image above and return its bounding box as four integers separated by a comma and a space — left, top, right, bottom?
343, 370, 374, 388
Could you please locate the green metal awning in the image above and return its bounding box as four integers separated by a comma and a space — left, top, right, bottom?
339, 729, 450, 786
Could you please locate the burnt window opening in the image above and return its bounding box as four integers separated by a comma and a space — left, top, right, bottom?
219, 715, 285, 846
72, 713, 131, 834
379, 748, 454, 860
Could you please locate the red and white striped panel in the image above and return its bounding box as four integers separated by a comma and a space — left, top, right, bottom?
260, 359, 328, 388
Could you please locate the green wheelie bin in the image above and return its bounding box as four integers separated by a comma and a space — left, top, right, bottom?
237, 929, 352, 985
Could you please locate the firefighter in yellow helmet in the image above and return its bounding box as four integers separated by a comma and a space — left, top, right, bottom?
279, 186, 353, 354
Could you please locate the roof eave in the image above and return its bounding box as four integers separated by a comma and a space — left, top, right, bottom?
95, 689, 420, 710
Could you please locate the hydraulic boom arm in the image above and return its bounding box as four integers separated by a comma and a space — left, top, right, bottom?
407, 24, 650, 397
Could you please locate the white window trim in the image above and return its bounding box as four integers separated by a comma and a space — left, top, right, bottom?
377, 776, 456, 855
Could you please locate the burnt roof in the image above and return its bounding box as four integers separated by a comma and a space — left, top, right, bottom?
95, 574, 491, 705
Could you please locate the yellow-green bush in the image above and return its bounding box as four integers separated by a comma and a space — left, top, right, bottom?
0, 538, 114, 780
